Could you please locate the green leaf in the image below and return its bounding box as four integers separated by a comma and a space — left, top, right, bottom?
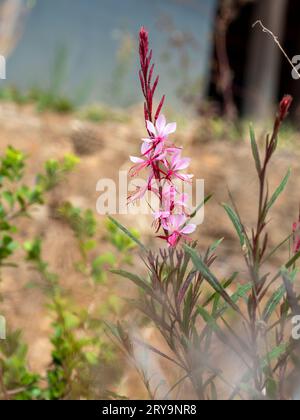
265, 377, 278, 400
197, 306, 221, 333
2, 191, 15, 209
263, 286, 285, 322
83, 239, 97, 252
263, 343, 287, 368
62, 154, 80, 172
92, 252, 116, 283
285, 248, 300, 269
263, 269, 296, 324
184, 245, 243, 316
111, 269, 152, 294
262, 233, 292, 264
24, 239, 42, 261
281, 269, 300, 315
222, 203, 244, 246
187, 194, 213, 221
85, 351, 98, 365
208, 238, 224, 255
108, 216, 146, 252
230, 343, 288, 400
214, 282, 252, 320
249, 124, 261, 175
231, 283, 252, 304
203, 273, 237, 307
182, 286, 193, 332
266, 168, 291, 213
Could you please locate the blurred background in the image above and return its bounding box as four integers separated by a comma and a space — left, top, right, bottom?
0, 0, 300, 400
1, 0, 300, 119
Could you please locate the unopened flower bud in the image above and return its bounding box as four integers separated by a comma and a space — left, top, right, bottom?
279, 95, 293, 121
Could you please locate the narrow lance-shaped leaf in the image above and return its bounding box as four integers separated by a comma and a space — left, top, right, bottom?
285, 248, 300, 269
187, 194, 213, 221
222, 203, 244, 247
208, 237, 224, 255
262, 268, 297, 322
184, 245, 245, 318
111, 269, 152, 295
197, 306, 221, 334
203, 272, 238, 308
281, 269, 300, 315
249, 124, 261, 175
265, 168, 291, 213
263, 285, 285, 322
262, 233, 292, 264
108, 216, 147, 252
229, 343, 288, 400
178, 271, 196, 305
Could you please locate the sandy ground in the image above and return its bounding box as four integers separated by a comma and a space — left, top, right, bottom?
1, 101, 300, 398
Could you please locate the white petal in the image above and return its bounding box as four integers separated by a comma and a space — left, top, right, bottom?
175, 158, 191, 171
141, 137, 152, 143
141, 142, 151, 155
146, 120, 156, 135
154, 142, 164, 155
180, 174, 194, 181
181, 224, 196, 235
163, 122, 177, 136
169, 214, 186, 231
130, 156, 144, 163
156, 114, 166, 134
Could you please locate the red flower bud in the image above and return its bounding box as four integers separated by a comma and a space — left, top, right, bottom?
279, 95, 293, 121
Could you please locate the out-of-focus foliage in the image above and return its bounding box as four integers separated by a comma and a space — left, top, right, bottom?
0, 146, 136, 400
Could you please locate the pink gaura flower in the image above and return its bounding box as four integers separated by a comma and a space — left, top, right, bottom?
146, 114, 176, 140
129, 150, 166, 177
141, 115, 177, 156
128, 174, 155, 203
160, 214, 196, 247
160, 184, 189, 213
163, 150, 193, 182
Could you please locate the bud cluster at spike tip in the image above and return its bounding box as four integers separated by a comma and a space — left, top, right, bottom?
128, 27, 196, 248
138, 27, 165, 126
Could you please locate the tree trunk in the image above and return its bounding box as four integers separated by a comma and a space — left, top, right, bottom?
244, 0, 288, 119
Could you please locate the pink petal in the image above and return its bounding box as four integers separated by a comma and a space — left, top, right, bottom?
178, 193, 188, 205
159, 152, 168, 161
153, 211, 170, 220
167, 232, 179, 247
170, 149, 182, 166
176, 214, 187, 227
166, 146, 182, 154
128, 184, 148, 203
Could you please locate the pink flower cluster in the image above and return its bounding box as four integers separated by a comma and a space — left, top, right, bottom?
128, 28, 196, 247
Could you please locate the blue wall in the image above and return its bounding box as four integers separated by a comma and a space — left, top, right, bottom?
4, 0, 217, 111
